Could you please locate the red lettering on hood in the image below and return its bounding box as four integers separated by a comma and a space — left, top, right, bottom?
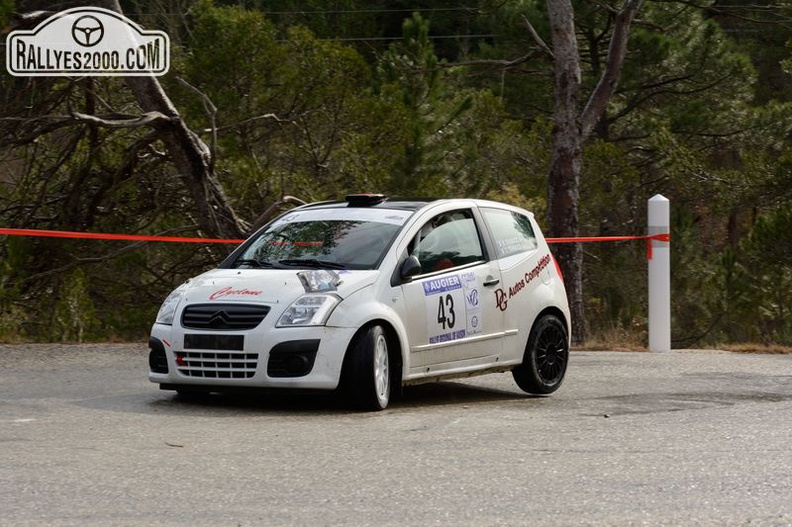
209, 286, 263, 300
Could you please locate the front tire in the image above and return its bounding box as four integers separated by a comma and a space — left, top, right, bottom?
342, 325, 392, 411
512, 314, 569, 394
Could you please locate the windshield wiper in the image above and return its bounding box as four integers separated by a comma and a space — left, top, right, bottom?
234, 259, 276, 269
278, 258, 346, 270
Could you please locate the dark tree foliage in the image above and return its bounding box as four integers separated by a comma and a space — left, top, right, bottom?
1, 0, 791, 346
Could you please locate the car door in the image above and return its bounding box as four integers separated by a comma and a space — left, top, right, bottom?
399, 208, 505, 373
479, 206, 553, 361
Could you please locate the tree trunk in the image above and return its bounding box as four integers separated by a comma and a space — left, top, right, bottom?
547, 0, 585, 343
545, 0, 645, 344
547, 0, 644, 344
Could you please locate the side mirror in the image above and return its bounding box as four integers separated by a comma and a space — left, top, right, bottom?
400, 255, 422, 281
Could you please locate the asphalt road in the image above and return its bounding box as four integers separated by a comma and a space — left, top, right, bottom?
1, 343, 790, 526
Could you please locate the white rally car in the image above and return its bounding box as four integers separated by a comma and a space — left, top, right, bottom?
148, 195, 570, 410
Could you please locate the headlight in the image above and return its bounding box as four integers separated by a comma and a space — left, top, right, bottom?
277, 294, 340, 327
155, 286, 186, 325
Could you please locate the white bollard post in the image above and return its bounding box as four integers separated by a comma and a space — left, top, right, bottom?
648, 195, 671, 352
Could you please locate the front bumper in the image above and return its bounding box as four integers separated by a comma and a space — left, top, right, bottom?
148, 322, 358, 391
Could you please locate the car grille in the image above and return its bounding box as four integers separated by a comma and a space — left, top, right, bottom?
181, 303, 270, 330
175, 351, 258, 379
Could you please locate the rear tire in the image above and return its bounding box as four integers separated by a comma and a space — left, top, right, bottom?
342, 325, 392, 411
512, 314, 569, 394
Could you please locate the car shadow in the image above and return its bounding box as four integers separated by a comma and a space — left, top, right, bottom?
76, 380, 539, 417
397, 381, 540, 409
151, 381, 536, 414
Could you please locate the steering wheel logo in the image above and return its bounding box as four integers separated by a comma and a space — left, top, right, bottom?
71, 15, 104, 47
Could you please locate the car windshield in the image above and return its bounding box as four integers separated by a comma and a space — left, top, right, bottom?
233, 207, 412, 270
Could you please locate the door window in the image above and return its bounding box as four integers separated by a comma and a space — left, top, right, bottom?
410, 210, 484, 274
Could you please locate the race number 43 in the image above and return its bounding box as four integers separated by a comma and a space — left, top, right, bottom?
427, 287, 465, 343
437, 293, 456, 330
423, 273, 480, 344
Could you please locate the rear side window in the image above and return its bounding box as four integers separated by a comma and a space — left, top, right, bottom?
481, 208, 538, 259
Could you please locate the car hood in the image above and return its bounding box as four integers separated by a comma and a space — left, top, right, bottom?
179, 268, 379, 305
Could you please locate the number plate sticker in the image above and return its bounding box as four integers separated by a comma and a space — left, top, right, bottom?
422, 272, 482, 344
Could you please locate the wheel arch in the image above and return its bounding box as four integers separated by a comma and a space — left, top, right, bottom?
532, 306, 570, 343
342, 319, 405, 390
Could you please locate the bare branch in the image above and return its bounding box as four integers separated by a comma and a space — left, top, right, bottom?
11, 10, 54, 29
0, 111, 171, 147
22, 226, 206, 283
521, 14, 555, 60
248, 196, 307, 234
438, 52, 539, 70
70, 111, 172, 128
214, 113, 290, 132
580, 0, 646, 140
176, 76, 218, 171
